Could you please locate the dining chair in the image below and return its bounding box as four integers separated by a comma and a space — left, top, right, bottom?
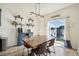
33, 42, 48, 56
22, 40, 33, 56
47, 38, 55, 55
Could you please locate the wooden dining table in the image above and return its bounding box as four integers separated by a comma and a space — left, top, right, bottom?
23, 35, 55, 56
24, 35, 48, 49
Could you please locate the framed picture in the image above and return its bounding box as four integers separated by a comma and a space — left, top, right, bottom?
0, 9, 1, 26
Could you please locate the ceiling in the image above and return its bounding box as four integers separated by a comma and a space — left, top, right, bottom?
0, 3, 74, 17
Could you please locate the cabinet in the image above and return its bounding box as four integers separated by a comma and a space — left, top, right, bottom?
0, 38, 2, 51
0, 37, 7, 51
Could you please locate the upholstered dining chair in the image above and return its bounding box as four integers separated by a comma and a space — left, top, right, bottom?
22, 40, 33, 56
33, 42, 48, 56
47, 38, 55, 55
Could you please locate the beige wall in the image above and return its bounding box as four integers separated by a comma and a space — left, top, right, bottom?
0, 9, 17, 47
0, 7, 46, 47
76, 4, 79, 53
40, 4, 79, 50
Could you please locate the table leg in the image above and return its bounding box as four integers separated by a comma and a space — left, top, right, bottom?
22, 47, 25, 56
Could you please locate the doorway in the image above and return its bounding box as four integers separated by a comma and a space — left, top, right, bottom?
47, 18, 65, 46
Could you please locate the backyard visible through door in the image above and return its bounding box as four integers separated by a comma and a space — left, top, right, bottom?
47, 19, 65, 47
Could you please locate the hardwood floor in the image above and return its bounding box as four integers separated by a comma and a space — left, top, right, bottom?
0, 41, 78, 56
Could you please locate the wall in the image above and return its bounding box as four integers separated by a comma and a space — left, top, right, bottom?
18, 14, 46, 36
76, 4, 79, 53
42, 4, 79, 50
0, 8, 17, 47
0, 4, 45, 47
0, 7, 45, 47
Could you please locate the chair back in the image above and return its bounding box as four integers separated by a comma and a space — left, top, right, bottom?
49, 38, 55, 46
23, 40, 33, 48
36, 42, 47, 55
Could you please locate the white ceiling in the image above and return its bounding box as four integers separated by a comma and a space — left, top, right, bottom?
0, 3, 74, 16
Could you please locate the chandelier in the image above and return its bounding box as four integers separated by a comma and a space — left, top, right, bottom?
30, 3, 44, 18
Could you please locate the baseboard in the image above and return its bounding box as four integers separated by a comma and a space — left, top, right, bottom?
77, 50, 79, 53
8, 44, 18, 49
70, 48, 77, 51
